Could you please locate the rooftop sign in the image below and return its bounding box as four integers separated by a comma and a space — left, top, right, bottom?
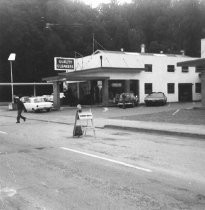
54, 57, 75, 71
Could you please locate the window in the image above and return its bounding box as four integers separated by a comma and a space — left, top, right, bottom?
145, 64, 152, 72
167, 83, 175, 94
195, 83, 201, 93
182, 66, 189, 73
145, 83, 152, 94
196, 66, 204, 73
167, 65, 175, 72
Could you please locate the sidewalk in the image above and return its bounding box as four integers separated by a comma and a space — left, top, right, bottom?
101, 118, 205, 139
0, 105, 205, 139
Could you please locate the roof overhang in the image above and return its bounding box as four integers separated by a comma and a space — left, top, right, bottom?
43, 75, 110, 83
43, 67, 144, 82
177, 58, 205, 68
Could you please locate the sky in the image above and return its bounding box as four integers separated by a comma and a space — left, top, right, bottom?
81, 0, 132, 8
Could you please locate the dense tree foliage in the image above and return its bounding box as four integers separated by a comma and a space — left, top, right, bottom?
0, 0, 205, 99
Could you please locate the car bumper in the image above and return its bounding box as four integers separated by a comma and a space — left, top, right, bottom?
145, 100, 166, 105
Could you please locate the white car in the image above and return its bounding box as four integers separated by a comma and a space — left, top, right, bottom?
24, 97, 53, 112
20, 96, 30, 103
42, 93, 65, 102
42, 95, 53, 102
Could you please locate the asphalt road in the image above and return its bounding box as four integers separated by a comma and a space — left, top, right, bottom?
0, 116, 205, 210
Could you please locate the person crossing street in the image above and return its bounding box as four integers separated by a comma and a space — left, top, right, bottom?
15, 96, 27, 123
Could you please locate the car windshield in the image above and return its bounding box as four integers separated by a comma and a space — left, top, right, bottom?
149, 93, 164, 98
32, 98, 46, 103
120, 93, 134, 98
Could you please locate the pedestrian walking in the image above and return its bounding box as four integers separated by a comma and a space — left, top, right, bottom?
15, 96, 27, 123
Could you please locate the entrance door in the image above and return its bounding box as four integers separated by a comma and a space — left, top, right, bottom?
178, 83, 193, 102
130, 80, 139, 97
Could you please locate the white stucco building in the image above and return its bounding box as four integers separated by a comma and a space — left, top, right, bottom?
44, 46, 202, 109
73, 50, 201, 103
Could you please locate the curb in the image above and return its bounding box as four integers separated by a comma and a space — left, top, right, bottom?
104, 125, 205, 140
1, 114, 205, 140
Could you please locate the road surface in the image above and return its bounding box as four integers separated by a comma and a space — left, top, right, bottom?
0, 116, 205, 209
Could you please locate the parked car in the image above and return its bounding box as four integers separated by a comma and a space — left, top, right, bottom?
42, 93, 65, 102
24, 97, 53, 112
42, 95, 53, 102
144, 92, 167, 106
117, 93, 138, 108
20, 96, 30, 103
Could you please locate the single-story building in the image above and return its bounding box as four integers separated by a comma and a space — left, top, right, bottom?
44, 45, 201, 109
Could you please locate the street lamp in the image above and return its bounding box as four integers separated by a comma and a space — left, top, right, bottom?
8, 53, 16, 103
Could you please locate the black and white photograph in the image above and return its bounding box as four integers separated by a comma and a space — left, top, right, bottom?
0, 0, 205, 209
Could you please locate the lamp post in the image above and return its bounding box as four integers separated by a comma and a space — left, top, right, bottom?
8, 53, 16, 103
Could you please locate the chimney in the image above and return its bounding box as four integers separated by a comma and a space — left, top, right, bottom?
201, 38, 205, 58
141, 44, 145, 53
180, 50, 185, 56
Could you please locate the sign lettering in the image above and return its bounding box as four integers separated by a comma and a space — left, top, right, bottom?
54, 57, 75, 71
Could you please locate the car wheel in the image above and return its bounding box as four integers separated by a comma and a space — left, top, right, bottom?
46, 108, 51, 112
132, 102, 135, 107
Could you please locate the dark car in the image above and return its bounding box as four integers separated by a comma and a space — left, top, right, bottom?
117, 92, 138, 108
144, 92, 167, 106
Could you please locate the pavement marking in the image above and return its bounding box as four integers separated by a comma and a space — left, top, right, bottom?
172, 109, 180, 116
0, 131, 7, 135
103, 107, 109, 112
60, 147, 152, 173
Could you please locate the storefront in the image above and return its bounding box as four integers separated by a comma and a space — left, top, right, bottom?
43, 66, 144, 109
44, 47, 201, 110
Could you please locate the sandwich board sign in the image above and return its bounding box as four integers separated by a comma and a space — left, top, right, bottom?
54, 57, 75, 71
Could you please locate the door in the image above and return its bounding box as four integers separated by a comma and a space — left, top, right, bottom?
178, 83, 193, 102
130, 80, 139, 97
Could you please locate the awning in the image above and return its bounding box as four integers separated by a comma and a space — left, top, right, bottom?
43, 75, 110, 83
43, 66, 144, 82
177, 58, 205, 68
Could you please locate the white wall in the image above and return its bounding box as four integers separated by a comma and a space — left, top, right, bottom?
201, 38, 205, 58
135, 55, 201, 103
75, 51, 201, 104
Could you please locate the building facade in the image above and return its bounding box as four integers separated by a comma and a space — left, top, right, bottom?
44, 48, 201, 108
67, 50, 201, 104
177, 38, 205, 107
